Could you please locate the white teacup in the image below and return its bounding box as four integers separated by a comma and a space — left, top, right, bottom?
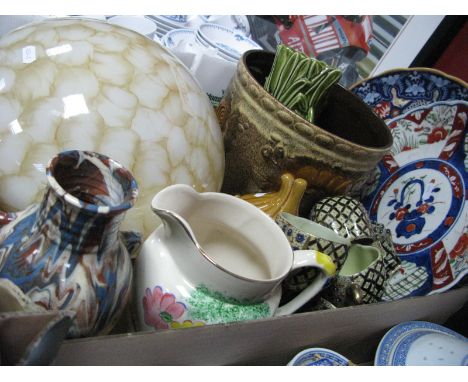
108, 15, 158, 39
170, 40, 237, 107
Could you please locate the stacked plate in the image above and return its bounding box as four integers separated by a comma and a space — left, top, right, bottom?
375, 321, 468, 366
196, 23, 261, 62
205, 15, 251, 37
149, 15, 207, 39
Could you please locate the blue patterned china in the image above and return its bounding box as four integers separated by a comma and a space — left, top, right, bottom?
375, 321, 468, 366
163, 28, 196, 49
288, 347, 353, 366
351, 68, 468, 122
206, 15, 250, 37
0, 150, 139, 337
197, 23, 261, 60
356, 100, 468, 298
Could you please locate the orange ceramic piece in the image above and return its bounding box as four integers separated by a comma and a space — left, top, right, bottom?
238, 173, 307, 219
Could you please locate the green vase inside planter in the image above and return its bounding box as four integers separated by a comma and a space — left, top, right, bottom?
264, 45, 342, 124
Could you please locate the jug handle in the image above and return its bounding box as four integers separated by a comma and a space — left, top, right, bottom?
274, 250, 336, 316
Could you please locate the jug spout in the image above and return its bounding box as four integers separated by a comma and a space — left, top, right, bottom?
151, 184, 201, 221
151, 184, 202, 252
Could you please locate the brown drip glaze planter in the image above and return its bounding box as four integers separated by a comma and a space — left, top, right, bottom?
217, 50, 393, 215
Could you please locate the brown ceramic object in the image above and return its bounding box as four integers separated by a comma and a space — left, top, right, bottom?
217, 50, 393, 215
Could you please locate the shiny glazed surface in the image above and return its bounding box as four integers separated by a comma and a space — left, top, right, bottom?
0, 18, 224, 238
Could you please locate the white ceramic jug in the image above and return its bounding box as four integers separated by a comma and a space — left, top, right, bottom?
135, 184, 336, 331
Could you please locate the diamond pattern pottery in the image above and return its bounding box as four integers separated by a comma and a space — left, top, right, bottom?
275, 212, 351, 293
309, 195, 374, 242
0, 18, 224, 239
0, 150, 138, 337
217, 50, 392, 215
321, 243, 388, 306
371, 222, 401, 275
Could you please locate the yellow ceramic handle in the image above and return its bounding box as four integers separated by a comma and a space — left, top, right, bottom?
314, 250, 337, 277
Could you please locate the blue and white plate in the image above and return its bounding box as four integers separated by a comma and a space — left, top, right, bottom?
360, 100, 468, 298
288, 347, 352, 366
197, 23, 261, 60
351, 68, 468, 299
375, 321, 468, 366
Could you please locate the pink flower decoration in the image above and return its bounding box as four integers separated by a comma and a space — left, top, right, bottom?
143, 286, 186, 330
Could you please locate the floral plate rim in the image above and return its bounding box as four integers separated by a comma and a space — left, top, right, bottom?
351, 66, 468, 94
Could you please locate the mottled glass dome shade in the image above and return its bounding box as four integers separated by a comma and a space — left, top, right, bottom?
0, 18, 225, 238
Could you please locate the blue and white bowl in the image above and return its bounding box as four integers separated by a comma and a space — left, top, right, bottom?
162, 28, 196, 49
288, 347, 352, 366
197, 23, 261, 60
375, 321, 468, 366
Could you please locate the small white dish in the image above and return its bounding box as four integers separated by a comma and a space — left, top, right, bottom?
198, 23, 261, 59
375, 321, 468, 366
163, 28, 196, 49
108, 15, 157, 38
288, 347, 352, 366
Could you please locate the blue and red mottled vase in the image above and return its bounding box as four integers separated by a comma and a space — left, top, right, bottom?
0, 150, 139, 337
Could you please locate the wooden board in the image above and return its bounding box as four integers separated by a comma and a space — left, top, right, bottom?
52, 286, 468, 365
